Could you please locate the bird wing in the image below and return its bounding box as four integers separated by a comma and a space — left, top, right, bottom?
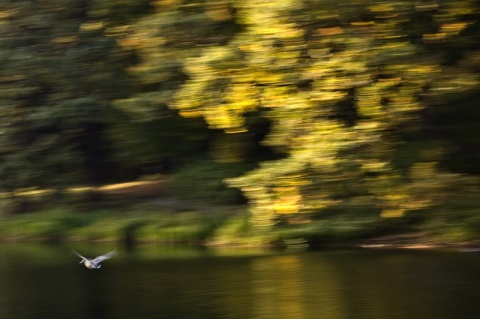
91, 250, 117, 264
73, 250, 86, 260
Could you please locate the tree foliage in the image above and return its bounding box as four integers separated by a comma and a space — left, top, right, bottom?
0, 0, 121, 192
124, 0, 480, 227
1, 0, 480, 238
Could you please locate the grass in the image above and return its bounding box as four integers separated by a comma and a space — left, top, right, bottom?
0, 206, 234, 243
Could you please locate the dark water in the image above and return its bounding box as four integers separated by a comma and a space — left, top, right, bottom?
1, 243, 480, 319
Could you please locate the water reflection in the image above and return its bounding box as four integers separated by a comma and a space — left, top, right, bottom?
1, 244, 480, 319
251, 255, 346, 319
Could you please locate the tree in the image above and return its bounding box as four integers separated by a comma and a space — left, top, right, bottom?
111, 0, 244, 173
169, 0, 480, 227
81, 0, 480, 233
0, 0, 126, 198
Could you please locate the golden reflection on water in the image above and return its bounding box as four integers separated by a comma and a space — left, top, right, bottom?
1, 246, 480, 319
251, 255, 346, 319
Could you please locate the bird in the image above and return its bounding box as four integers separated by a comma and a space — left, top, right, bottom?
73, 250, 117, 269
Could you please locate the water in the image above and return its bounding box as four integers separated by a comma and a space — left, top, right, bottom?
0, 243, 479, 319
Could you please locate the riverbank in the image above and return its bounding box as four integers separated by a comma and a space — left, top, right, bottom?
0, 206, 475, 251
353, 233, 480, 250
1, 180, 479, 249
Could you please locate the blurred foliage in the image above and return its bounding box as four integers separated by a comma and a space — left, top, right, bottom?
0, 0, 125, 193
1, 0, 480, 243
166, 159, 251, 204
123, 0, 480, 230
0, 206, 234, 243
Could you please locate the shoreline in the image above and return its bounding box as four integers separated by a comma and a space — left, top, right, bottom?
0, 233, 476, 252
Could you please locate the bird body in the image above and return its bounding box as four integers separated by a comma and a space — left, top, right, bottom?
73, 250, 117, 269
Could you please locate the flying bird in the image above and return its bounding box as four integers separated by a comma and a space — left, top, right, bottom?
73, 250, 117, 269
